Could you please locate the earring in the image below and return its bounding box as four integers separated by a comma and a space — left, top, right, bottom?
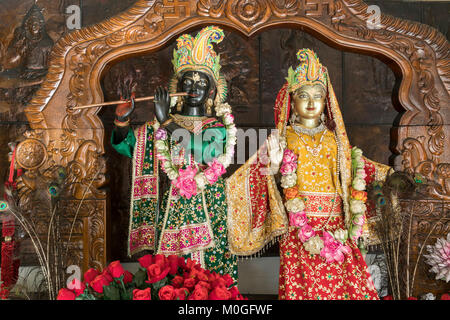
320, 112, 326, 123
289, 111, 297, 125
176, 96, 183, 112
205, 98, 213, 116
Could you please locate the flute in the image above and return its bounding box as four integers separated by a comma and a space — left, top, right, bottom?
72, 92, 189, 110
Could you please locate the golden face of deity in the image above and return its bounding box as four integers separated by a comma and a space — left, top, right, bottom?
292, 84, 326, 128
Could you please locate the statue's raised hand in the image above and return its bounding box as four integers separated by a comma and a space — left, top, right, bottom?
154, 86, 171, 123
115, 92, 135, 122
115, 75, 136, 122
267, 131, 284, 170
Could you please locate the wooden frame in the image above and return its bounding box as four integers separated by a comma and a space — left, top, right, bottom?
15, 0, 449, 272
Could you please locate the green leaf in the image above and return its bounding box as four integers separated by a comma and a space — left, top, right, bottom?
103, 284, 121, 300
120, 286, 134, 300
151, 278, 168, 300
133, 269, 147, 289
285, 67, 296, 86
76, 292, 97, 300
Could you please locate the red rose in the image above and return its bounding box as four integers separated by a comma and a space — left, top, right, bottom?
382, 295, 393, 300
183, 278, 196, 291
146, 264, 170, 284
133, 288, 151, 300
211, 277, 226, 289
209, 286, 232, 300
154, 254, 168, 268
407, 296, 417, 300
195, 281, 211, 291
196, 271, 209, 282
229, 286, 239, 300
222, 274, 234, 287
178, 257, 186, 270
138, 254, 153, 269
188, 286, 209, 300
171, 276, 184, 288
158, 285, 176, 300
440, 293, 450, 300
67, 278, 86, 297
168, 255, 179, 275
90, 274, 111, 293
176, 288, 189, 300
123, 270, 133, 284
101, 269, 113, 283
83, 268, 99, 285
57, 288, 75, 300
185, 258, 199, 270
108, 260, 125, 278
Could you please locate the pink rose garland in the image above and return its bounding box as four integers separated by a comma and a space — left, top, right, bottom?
320, 232, 352, 263
175, 166, 198, 199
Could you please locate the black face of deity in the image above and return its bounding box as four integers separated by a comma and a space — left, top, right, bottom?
179, 71, 213, 107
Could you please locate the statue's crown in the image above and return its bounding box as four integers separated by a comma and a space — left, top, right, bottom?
172, 26, 224, 83
286, 48, 328, 92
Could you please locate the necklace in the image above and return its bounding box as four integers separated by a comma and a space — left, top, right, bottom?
294, 129, 326, 157
292, 122, 326, 137
171, 114, 208, 133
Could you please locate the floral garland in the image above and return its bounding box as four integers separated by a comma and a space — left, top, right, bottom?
279, 133, 368, 263
154, 102, 237, 199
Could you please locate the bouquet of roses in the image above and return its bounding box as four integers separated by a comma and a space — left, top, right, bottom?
57, 254, 246, 300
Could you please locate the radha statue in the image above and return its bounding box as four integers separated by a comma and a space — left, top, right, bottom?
226, 49, 392, 299
111, 26, 237, 280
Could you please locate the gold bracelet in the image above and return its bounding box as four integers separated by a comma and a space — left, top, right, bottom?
114, 118, 130, 127
161, 118, 173, 127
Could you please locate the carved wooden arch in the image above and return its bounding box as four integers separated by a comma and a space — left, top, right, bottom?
16, 0, 449, 270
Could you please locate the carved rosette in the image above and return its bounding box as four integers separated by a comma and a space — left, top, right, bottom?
15, 138, 47, 170
18, 0, 449, 272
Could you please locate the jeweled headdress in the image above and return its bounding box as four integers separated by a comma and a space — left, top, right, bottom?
170, 26, 228, 103
286, 49, 328, 93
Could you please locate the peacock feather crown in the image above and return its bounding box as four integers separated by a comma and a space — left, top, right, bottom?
170, 26, 228, 103
172, 26, 224, 84
286, 48, 328, 92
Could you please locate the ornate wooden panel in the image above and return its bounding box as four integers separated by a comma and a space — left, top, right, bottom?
11, 0, 449, 281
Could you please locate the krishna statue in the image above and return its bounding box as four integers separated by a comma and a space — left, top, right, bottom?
111, 26, 237, 280
226, 49, 393, 299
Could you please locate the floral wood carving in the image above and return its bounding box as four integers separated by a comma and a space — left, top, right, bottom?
14, 0, 448, 272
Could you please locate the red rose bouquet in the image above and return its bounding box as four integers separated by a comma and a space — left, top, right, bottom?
57, 254, 246, 300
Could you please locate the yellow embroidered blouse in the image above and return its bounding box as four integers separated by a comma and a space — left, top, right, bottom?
286, 126, 343, 197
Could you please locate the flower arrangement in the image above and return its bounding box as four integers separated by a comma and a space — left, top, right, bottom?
279, 143, 369, 263
57, 254, 246, 300
154, 102, 236, 199
423, 233, 450, 283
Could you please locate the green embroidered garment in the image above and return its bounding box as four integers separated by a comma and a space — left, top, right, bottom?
111, 118, 237, 279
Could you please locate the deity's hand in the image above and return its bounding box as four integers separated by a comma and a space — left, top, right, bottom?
115, 92, 135, 122
267, 132, 284, 171
154, 86, 171, 123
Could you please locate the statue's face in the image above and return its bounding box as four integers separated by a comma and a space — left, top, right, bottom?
26, 18, 41, 37
179, 71, 212, 106
292, 84, 326, 121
